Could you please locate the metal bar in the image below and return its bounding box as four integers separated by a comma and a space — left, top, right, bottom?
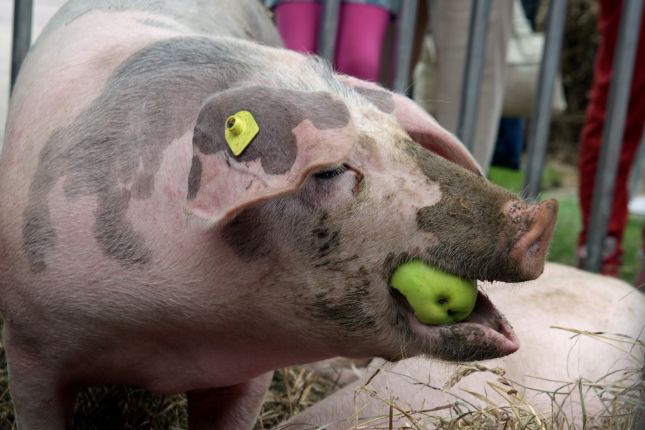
456, 0, 492, 151
585, 0, 644, 273
523, 0, 568, 199
392, 0, 418, 93
11, 0, 34, 91
318, 0, 341, 63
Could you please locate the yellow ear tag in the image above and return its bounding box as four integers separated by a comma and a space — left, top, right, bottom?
225, 110, 259, 156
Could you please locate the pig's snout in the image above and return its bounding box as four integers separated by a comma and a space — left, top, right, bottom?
506, 198, 558, 280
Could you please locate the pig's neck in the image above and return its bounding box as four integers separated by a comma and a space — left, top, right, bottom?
141, 239, 339, 389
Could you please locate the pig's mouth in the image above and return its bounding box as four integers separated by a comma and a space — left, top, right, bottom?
389, 285, 519, 360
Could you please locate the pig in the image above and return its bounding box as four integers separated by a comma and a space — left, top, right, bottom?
0, 0, 557, 428
284, 263, 645, 429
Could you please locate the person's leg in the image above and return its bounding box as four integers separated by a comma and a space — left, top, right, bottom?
492, 117, 524, 170
577, 0, 645, 275
429, 0, 470, 133
577, 0, 615, 271
429, 0, 513, 173
273, 1, 322, 53
333, 3, 390, 82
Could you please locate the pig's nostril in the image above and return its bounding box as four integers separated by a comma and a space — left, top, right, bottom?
509, 198, 559, 280
527, 238, 542, 257
438, 298, 448, 305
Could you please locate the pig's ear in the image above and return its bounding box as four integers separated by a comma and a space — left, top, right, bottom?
340, 75, 483, 176
185, 86, 355, 227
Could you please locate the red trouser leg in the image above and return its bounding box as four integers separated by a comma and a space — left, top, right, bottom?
578, 0, 645, 271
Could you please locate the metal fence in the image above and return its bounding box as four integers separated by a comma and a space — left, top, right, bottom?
9, 0, 645, 274
10, 0, 32, 91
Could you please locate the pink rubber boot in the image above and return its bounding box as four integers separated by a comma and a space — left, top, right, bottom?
274, 2, 322, 54
334, 3, 390, 82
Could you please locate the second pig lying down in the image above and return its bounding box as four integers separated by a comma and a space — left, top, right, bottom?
284, 263, 645, 429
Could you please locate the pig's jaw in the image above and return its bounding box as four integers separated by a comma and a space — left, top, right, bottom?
391, 287, 519, 361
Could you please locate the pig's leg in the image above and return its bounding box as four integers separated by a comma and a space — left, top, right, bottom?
4, 329, 77, 429
187, 372, 273, 429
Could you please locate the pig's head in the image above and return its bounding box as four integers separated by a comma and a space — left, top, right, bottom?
185, 74, 557, 363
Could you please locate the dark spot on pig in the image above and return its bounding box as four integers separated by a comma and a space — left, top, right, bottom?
354, 87, 395, 113
221, 207, 271, 261
22, 130, 65, 272
192, 86, 350, 175
309, 272, 375, 333
187, 156, 202, 200
318, 231, 340, 258
358, 134, 377, 149
310, 212, 341, 259
382, 252, 411, 284
402, 140, 524, 282
22, 202, 56, 273
313, 228, 329, 239
317, 298, 373, 332
435, 326, 504, 361
313, 253, 358, 270
95, 188, 152, 265
22, 37, 261, 270
131, 173, 155, 200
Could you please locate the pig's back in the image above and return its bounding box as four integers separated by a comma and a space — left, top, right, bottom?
39, 0, 282, 46
0, 1, 280, 311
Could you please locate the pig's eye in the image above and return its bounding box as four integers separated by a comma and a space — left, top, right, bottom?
313, 165, 347, 180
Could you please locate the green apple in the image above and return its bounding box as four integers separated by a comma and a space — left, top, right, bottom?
390, 261, 477, 325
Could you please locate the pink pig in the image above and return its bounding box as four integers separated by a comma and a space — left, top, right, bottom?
0, 0, 557, 428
